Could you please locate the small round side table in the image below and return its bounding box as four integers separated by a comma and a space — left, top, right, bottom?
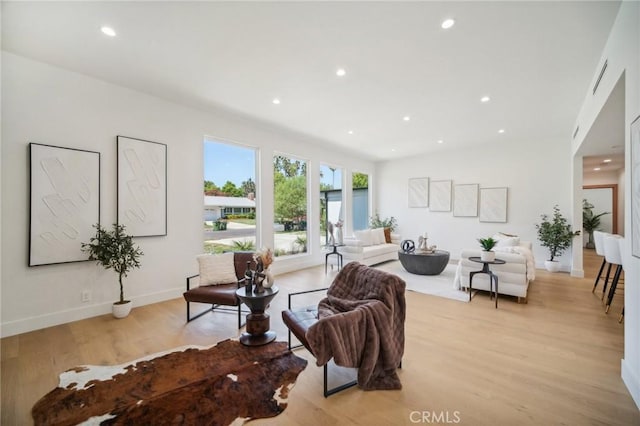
468, 257, 505, 309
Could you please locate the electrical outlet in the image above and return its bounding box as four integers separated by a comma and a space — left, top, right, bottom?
81, 290, 91, 303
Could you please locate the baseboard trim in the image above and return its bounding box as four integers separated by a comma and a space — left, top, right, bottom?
622, 359, 640, 410
0, 287, 184, 338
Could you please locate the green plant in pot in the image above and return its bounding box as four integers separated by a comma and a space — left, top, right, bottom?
535, 205, 580, 272
369, 213, 398, 232
82, 223, 143, 318
582, 199, 609, 249
478, 237, 498, 261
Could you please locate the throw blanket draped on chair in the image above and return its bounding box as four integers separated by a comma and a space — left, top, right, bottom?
306, 262, 406, 390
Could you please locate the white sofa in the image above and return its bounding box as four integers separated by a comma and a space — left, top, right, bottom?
338, 228, 401, 266
454, 236, 536, 301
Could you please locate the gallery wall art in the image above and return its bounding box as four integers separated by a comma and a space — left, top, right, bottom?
479, 187, 508, 223
29, 143, 100, 266
408, 177, 429, 208
117, 136, 167, 237
453, 184, 479, 217
429, 180, 452, 212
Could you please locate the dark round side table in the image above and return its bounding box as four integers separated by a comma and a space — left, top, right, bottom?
468, 257, 505, 309
235, 286, 279, 346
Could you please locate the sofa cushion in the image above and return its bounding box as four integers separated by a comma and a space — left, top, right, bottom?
354, 229, 373, 246
372, 228, 386, 245
493, 233, 520, 247
197, 252, 237, 285
364, 243, 398, 258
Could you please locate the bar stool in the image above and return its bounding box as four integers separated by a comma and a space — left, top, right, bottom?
592, 231, 611, 295
603, 234, 623, 313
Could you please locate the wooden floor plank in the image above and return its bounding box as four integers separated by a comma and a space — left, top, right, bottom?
2, 250, 638, 425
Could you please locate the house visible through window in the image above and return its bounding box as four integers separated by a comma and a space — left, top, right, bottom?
203, 139, 257, 253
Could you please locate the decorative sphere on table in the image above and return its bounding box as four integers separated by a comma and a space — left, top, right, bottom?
401, 240, 415, 253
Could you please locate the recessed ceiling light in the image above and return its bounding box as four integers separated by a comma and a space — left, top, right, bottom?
437, 140, 444, 144
391, 148, 396, 152
603, 158, 612, 163
347, 130, 354, 135
403, 116, 411, 121
594, 167, 601, 171
481, 96, 491, 103
498, 129, 505, 134
101, 26, 116, 37
272, 98, 281, 105
336, 68, 346, 77
441, 19, 455, 29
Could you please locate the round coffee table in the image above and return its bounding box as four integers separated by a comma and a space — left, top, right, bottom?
398, 250, 450, 275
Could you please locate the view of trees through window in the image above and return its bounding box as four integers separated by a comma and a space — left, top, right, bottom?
320, 164, 342, 246
352, 172, 369, 230
273, 155, 308, 257
203, 140, 257, 253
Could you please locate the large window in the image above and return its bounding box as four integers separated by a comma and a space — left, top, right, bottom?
273, 155, 308, 257
320, 164, 343, 246
203, 140, 257, 253
352, 171, 369, 230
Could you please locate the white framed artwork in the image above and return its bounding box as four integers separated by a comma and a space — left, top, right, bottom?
479, 187, 508, 223
29, 143, 100, 266
408, 177, 429, 208
429, 180, 452, 212
453, 184, 479, 217
117, 136, 167, 237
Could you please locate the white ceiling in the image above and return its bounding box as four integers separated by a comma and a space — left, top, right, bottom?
1, 1, 622, 161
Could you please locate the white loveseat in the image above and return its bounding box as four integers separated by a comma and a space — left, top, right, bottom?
338, 228, 401, 266
454, 235, 536, 301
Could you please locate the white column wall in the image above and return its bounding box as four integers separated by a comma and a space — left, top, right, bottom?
0, 52, 374, 337
572, 1, 640, 409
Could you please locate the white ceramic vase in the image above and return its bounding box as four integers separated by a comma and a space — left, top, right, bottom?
112, 301, 132, 318
335, 227, 343, 245
263, 268, 275, 288
480, 250, 495, 262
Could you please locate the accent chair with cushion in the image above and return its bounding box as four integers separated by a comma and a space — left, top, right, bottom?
454, 233, 535, 302
183, 251, 256, 327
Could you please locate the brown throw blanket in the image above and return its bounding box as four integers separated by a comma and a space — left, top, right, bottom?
306, 262, 406, 390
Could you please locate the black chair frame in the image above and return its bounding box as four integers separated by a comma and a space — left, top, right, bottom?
285, 287, 358, 397
185, 274, 249, 329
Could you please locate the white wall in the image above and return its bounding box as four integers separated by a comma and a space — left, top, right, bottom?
376, 135, 574, 270
0, 52, 374, 337
572, 1, 640, 409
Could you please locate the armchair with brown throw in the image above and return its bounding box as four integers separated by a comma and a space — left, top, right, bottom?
183, 251, 255, 328
282, 262, 406, 396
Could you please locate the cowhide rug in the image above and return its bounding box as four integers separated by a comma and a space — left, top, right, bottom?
32, 339, 307, 425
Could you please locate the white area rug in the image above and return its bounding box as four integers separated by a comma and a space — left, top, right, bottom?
375, 261, 471, 302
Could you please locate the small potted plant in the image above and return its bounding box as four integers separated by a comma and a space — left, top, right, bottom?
478, 237, 498, 261
82, 223, 143, 318
535, 205, 580, 272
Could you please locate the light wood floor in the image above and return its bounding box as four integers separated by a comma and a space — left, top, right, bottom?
2, 252, 638, 425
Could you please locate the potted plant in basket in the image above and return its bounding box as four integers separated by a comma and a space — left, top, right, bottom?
82, 223, 143, 318
535, 205, 580, 272
478, 237, 498, 261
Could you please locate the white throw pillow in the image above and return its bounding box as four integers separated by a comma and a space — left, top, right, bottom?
197, 252, 237, 286
493, 233, 520, 247
371, 227, 386, 245
354, 229, 373, 247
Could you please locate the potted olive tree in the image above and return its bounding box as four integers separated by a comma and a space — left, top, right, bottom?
535, 206, 580, 272
478, 237, 498, 261
82, 223, 143, 318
